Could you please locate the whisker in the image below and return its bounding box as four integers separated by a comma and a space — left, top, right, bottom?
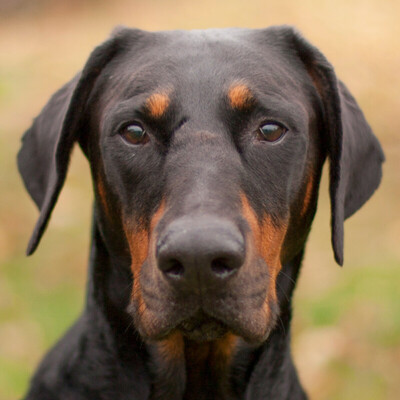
278, 269, 296, 286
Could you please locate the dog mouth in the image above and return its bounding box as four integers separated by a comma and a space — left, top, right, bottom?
177, 311, 229, 341
132, 294, 276, 343
136, 260, 276, 343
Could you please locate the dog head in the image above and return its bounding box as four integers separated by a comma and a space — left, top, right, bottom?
18, 26, 383, 344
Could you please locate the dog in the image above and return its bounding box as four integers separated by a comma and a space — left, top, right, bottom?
18, 26, 384, 399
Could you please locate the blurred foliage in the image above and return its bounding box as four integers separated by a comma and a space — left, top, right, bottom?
0, 0, 399, 399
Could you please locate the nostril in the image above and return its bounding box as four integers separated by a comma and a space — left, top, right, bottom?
156, 217, 246, 286
210, 257, 238, 279
162, 259, 185, 279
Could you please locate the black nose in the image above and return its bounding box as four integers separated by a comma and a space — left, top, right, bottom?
156, 216, 245, 288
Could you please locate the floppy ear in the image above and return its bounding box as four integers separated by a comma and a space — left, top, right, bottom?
18, 29, 130, 255
275, 26, 384, 265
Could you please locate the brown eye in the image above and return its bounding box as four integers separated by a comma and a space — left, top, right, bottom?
120, 123, 149, 145
258, 122, 287, 142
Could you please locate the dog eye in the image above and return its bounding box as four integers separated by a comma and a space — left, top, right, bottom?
119, 123, 149, 145
258, 122, 287, 143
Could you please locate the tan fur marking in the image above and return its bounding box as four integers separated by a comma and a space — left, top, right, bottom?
211, 333, 239, 369
155, 331, 237, 366
150, 200, 166, 231
96, 177, 111, 219
155, 331, 185, 362
228, 83, 254, 109
146, 92, 170, 118
183, 333, 238, 396
125, 228, 149, 313
125, 201, 166, 275
124, 201, 166, 332
300, 175, 314, 217
125, 228, 149, 275
241, 194, 288, 301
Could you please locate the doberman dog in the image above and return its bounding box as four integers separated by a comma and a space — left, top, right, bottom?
18, 26, 384, 399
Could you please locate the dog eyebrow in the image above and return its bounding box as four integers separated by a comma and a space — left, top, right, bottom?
227, 82, 254, 110
145, 92, 171, 118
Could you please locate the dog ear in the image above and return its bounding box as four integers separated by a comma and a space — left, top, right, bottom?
273, 26, 384, 265
18, 28, 131, 255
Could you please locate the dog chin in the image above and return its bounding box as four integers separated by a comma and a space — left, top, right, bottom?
177, 312, 229, 342
177, 314, 275, 344
134, 311, 229, 342
138, 310, 275, 344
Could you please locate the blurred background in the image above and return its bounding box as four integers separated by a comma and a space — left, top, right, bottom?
0, 0, 399, 399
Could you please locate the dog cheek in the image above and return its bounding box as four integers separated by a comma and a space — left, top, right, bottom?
95, 177, 111, 219
240, 194, 288, 303
258, 217, 288, 295
124, 226, 149, 299
299, 172, 315, 218
123, 224, 159, 338
123, 201, 166, 336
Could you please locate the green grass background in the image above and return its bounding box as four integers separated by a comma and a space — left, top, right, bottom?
1, 0, 399, 398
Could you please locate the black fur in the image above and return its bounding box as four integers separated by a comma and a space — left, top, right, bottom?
18, 26, 384, 399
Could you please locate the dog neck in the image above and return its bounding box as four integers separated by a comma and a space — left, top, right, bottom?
147, 333, 237, 400
145, 310, 306, 400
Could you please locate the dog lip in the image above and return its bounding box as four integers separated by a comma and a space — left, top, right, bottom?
138, 275, 274, 342
176, 309, 272, 343
133, 300, 274, 343
203, 301, 277, 344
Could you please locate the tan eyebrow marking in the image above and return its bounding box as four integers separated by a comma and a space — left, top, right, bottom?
228, 83, 254, 110
146, 92, 170, 118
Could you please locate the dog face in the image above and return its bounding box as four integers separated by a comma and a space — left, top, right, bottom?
89, 29, 324, 342
18, 27, 384, 344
